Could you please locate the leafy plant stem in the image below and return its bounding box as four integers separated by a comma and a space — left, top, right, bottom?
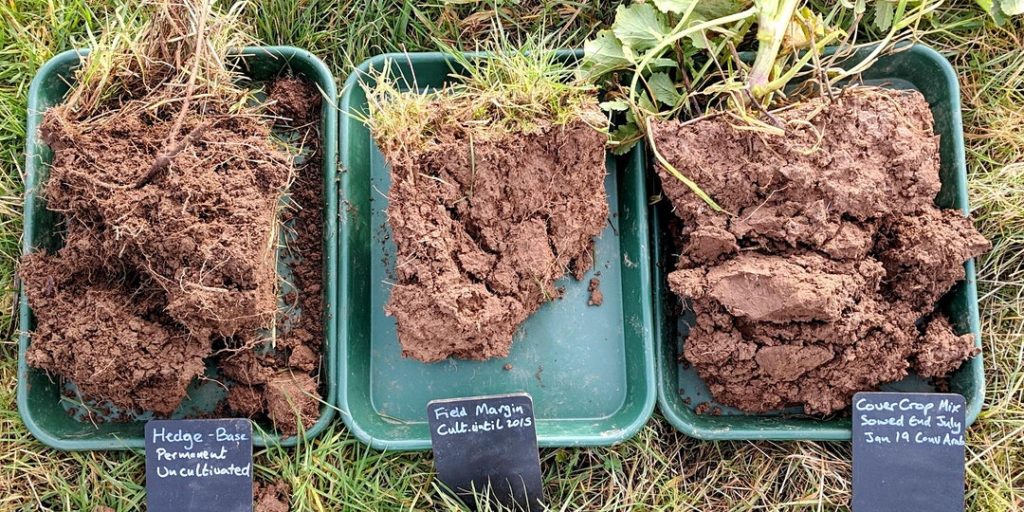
831, 0, 941, 84
644, 115, 724, 213
748, 0, 802, 98
759, 29, 845, 96
628, 6, 757, 108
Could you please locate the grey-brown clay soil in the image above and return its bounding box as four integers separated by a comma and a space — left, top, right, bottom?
381, 119, 608, 362
654, 88, 990, 415
21, 77, 324, 433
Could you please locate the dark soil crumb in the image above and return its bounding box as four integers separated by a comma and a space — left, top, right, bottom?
654, 88, 989, 415
379, 118, 608, 361
22, 77, 325, 433
914, 316, 979, 378
695, 402, 711, 415
588, 277, 603, 306
226, 383, 265, 418
37, 111, 289, 340
287, 344, 319, 372
254, 479, 291, 512
267, 77, 320, 126
21, 266, 209, 416
265, 371, 320, 433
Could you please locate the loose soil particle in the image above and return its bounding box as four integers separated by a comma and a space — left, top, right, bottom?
381, 118, 608, 362
21, 77, 325, 433
654, 88, 990, 415
588, 277, 603, 306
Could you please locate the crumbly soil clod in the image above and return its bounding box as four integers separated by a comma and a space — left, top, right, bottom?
254, 479, 291, 512
381, 118, 608, 362
588, 277, 603, 306
655, 88, 989, 415
22, 77, 325, 432
264, 371, 320, 434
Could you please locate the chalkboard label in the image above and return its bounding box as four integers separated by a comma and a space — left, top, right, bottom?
852, 392, 966, 512
427, 393, 543, 510
146, 419, 253, 512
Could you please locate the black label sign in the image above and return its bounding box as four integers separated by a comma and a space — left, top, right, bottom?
427, 393, 543, 510
852, 392, 966, 512
146, 418, 253, 512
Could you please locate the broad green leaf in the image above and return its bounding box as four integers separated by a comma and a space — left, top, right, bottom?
609, 124, 642, 155
873, 0, 896, 31
638, 90, 658, 114
1001, 0, 1024, 15
599, 99, 631, 112
653, 0, 751, 49
652, 0, 697, 14
686, 18, 711, 49
649, 57, 681, 68
982, 0, 1008, 24
841, 0, 867, 15
973, 0, 1024, 21
622, 43, 640, 64
602, 455, 623, 472
582, 30, 630, 76
694, 0, 753, 19
612, 3, 670, 52
649, 72, 682, 106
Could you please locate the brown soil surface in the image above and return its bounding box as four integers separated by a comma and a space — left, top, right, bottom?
380, 119, 607, 362
264, 371, 320, 433
254, 480, 291, 512
222, 77, 326, 434
22, 77, 324, 433
654, 88, 990, 415
268, 77, 321, 126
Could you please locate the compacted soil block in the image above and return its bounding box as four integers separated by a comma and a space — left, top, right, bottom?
340, 52, 655, 450
655, 87, 988, 417
384, 121, 608, 362
18, 48, 338, 449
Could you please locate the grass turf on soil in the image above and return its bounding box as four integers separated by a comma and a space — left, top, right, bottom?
0, 1, 1020, 510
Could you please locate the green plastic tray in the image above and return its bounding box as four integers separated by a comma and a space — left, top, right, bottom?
339, 51, 656, 450
18, 47, 339, 450
654, 44, 984, 440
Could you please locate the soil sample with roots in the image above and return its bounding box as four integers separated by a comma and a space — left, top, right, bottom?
654, 87, 990, 415
20, 1, 323, 434
367, 52, 610, 362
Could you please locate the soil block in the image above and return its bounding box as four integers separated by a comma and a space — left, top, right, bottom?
17, 47, 338, 450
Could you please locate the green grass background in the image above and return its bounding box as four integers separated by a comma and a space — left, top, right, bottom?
0, 1, 1021, 510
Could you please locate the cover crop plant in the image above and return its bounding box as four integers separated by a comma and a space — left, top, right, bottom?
582, 0, 942, 208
